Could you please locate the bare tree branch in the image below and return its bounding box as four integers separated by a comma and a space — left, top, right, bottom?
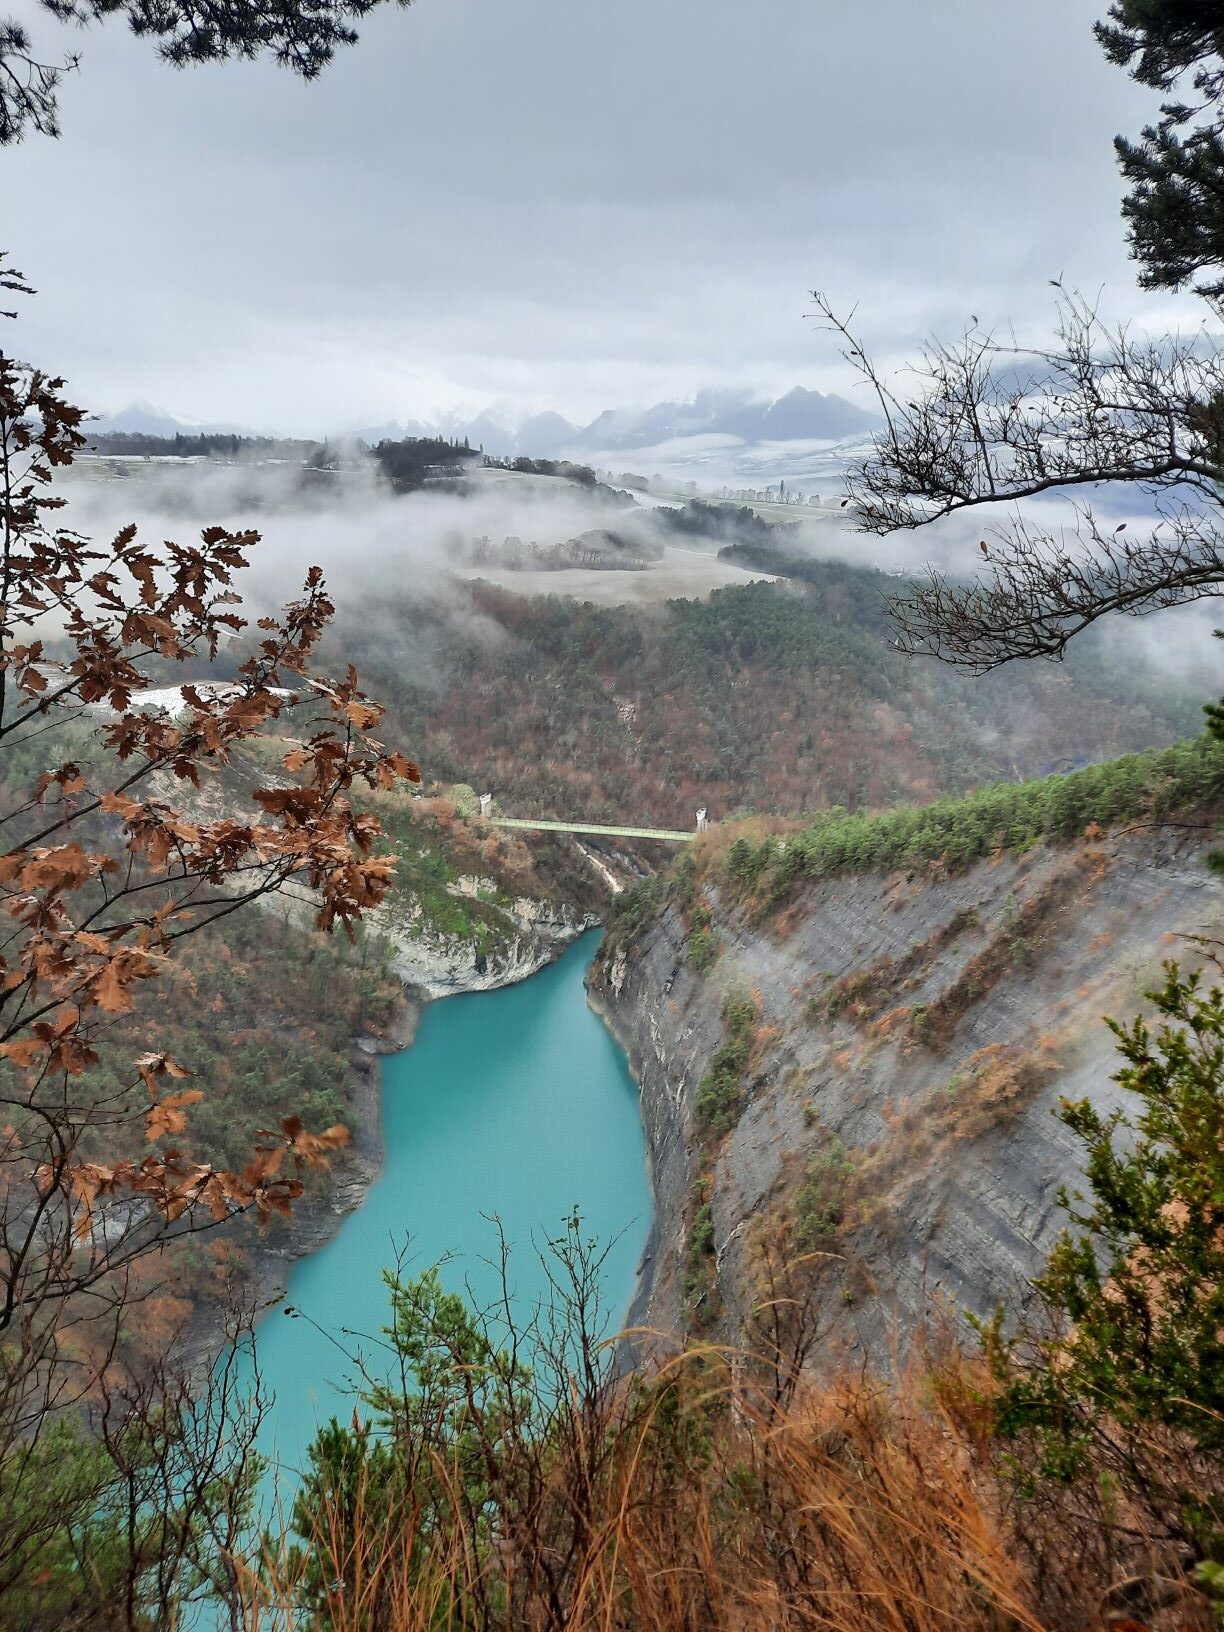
818, 288, 1224, 670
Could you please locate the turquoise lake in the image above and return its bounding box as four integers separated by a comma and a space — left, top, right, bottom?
236, 930, 651, 1504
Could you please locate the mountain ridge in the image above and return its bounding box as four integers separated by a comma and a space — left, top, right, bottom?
591, 753, 1224, 1359
92, 385, 881, 459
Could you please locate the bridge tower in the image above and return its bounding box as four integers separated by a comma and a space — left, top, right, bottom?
479, 793, 493, 819
695, 807, 708, 833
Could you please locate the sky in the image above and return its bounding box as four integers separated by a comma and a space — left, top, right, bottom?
3, 0, 1204, 434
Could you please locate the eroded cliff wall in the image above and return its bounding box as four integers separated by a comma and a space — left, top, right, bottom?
590, 826, 1224, 1360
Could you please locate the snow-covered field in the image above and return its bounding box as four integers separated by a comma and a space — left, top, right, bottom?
583, 431, 873, 499
453, 543, 779, 606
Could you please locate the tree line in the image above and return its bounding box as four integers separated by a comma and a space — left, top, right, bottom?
720, 734, 1224, 908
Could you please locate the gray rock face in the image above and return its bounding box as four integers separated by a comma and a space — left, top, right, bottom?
383, 896, 598, 999
268, 866, 599, 1002
589, 828, 1224, 1359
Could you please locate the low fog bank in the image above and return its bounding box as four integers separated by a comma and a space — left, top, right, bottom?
57, 447, 1116, 595
767, 500, 1224, 691
53, 455, 1224, 697
573, 431, 874, 500
56, 457, 779, 613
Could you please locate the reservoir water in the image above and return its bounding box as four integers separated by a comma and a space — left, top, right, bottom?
235, 930, 651, 1503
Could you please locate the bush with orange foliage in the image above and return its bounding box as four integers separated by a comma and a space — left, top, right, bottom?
0, 270, 418, 1339
0, 270, 418, 1625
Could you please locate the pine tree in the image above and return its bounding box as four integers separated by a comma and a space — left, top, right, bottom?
1096, 2, 1224, 299
1, 0, 419, 143
986, 959, 1224, 1569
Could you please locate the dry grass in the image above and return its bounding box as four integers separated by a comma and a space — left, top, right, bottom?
244, 1347, 1059, 1632
228, 1208, 1215, 1632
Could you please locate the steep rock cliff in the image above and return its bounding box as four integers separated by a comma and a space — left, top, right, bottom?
589, 825, 1224, 1359
377, 888, 599, 999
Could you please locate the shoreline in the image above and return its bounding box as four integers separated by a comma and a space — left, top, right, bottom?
583, 974, 662, 1356
185, 914, 638, 1372
238, 989, 421, 1335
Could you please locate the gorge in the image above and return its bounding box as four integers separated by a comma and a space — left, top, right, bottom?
237, 741, 1224, 1496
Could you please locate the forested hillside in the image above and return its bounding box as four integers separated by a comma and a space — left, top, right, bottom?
0, 709, 607, 1378
330, 561, 1207, 828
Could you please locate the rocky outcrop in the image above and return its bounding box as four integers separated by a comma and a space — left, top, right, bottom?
589, 826, 1224, 1361
380, 894, 599, 999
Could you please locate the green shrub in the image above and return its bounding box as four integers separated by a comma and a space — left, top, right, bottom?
795, 1138, 855, 1249
986, 961, 1224, 1569
725, 735, 1224, 907
694, 993, 757, 1137
609, 872, 671, 945
683, 1192, 721, 1327
687, 902, 719, 972
909, 1004, 934, 1047
688, 1201, 715, 1258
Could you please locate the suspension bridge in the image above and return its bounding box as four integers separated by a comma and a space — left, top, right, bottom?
483, 798, 707, 844
489, 817, 694, 842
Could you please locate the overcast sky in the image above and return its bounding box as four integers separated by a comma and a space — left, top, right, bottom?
3, 0, 1201, 433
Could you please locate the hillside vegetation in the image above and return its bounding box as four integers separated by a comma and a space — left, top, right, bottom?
0, 720, 601, 1373
601, 733, 1224, 958
723, 733, 1224, 908
330, 560, 1208, 830
367, 780, 607, 952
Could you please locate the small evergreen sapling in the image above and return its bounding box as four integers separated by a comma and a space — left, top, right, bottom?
987, 959, 1224, 1572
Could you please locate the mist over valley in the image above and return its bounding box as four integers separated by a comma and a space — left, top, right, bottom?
53, 436, 1220, 837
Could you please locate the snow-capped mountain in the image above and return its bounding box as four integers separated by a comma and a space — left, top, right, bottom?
570, 387, 878, 454
90, 388, 881, 493
89, 402, 261, 438
417, 387, 879, 462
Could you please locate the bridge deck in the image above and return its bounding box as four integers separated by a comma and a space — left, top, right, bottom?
489, 817, 694, 842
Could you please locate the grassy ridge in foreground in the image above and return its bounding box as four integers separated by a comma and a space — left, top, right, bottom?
734, 734, 1224, 907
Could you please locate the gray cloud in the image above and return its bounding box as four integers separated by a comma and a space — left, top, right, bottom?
4, 0, 1201, 431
